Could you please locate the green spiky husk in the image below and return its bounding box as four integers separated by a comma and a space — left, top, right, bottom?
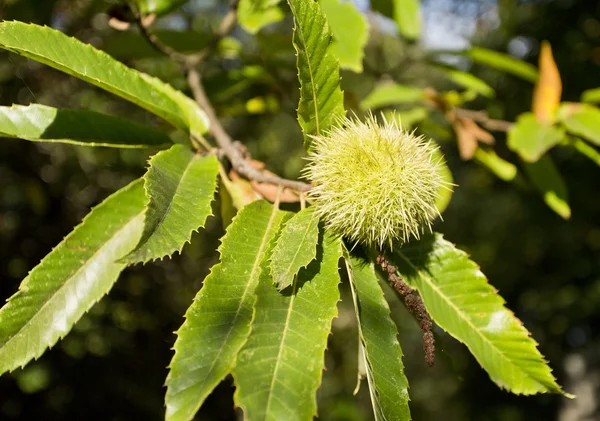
304, 115, 449, 248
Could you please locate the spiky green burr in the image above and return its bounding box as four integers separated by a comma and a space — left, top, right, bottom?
304, 115, 450, 248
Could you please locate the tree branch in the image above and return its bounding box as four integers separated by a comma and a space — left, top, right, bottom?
134, 1, 312, 194
454, 108, 514, 132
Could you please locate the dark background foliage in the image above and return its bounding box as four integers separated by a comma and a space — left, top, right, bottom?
0, 0, 599, 420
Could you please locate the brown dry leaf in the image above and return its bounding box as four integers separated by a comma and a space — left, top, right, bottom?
108, 18, 131, 31
532, 41, 562, 123
454, 117, 486, 160
250, 180, 300, 203
221, 167, 261, 209
462, 117, 495, 145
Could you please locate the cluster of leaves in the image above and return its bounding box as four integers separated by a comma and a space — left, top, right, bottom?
0, 0, 584, 419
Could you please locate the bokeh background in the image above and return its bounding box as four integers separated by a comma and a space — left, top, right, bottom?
1, 0, 599, 420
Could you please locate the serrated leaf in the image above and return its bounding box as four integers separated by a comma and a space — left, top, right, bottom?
393, 0, 421, 41
287, 0, 345, 151
558, 103, 600, 146
0, 104, 171, 148
238, 0, 285, 34
319, 0, 369, 72
125, 145, 219, 264
523, 155, 570, 219
270, 207, 319, 290
0, 180, 146, 375
581, 87, 600, 104
233, 232, 342, 421
0, 22, 208, 136
165, 200, 287, 421
345, 255, 411, 421
391, 233, 570, 396
437, 67, 495, 99
467, 47, 538, 83
360, 83, 426, 110
473, 148, 517, 181
507, 112, 565, 162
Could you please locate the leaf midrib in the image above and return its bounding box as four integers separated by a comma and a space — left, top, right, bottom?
395, 250, 543, 390
289, 0, 320, 135
0, 210, 144, 357
191, 204, 282, 404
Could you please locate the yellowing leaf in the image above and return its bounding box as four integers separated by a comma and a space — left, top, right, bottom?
532, 41, 562, 123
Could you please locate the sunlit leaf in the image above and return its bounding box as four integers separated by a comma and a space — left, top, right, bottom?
467, 47, 538, 83
437, 67, 495, 98
581, 87, 600, 104
391, 233, 570, 396
572, 138, 600, 167
238, 0, 285, 34
287, 0, 345, 151
0, 180, 146, 374
233, 233, 342, 421
0, 22, 208, 136
558, 103, 600, 146
384, 107, 429, 130
473, 148, 517, 181
345, 255, 411, 421
393, 0, 421, 41
165, 200, 287, 421
0, 104, 171, 148
360, 83, 426, 110
523, 155, 571, 219
507, 112, 565, 162
320, 0, 369, 72
125, 145, 219, 264
270, 207, 320, 290
532, 41, 561, 124
434, 148, 453, 214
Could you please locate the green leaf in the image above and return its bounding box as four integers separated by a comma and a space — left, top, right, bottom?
581, 87, 600, 104
125, 145, 219, 264
270, 207, 320, 290
473, 148, 518, 181
0, 180, 146, 374
0, 22, 208, 136
360, 83, 426, 110
393, 0, 421, 41
558, 103, 600, 146
0, 104, 171, 148
467, 47, 538, 83
392, 233, 570, 396
437, 67, 495, 98
233, 232, 343, 421
287, 0, 346, 151
319, 0, 369, 73
135, 0, 189, 15
238, 0, 285, 34
345, 256, 411, 421
572, 137, 600, 167
165, 200, 287, 421
507, 112, 565, 162
523, 155, 571, 219
383, 107, 429, 130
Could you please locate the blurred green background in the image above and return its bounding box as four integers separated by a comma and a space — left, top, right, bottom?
0, 0, 599, 420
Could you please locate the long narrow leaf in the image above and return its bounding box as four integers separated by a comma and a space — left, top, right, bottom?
233, 232, 342, 421
165, 200, 287, 421
287, 0, 345, 151
391, 234, 570, 397
125, 145, 219, 264
345, 255, 411, 421
0, 180, 146, 374
270, 207, 319, 290
523, 155, 571, 219
0, 104, 171, 148
0, 22, 208, 136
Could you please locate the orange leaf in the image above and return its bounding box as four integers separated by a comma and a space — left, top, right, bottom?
532, 41, 562, 123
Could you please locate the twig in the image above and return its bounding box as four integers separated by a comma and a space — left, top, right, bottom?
134, 2, 312, 194
187, 68, 312, 193
454, 108, 514, 132
376, 254, 435, 367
